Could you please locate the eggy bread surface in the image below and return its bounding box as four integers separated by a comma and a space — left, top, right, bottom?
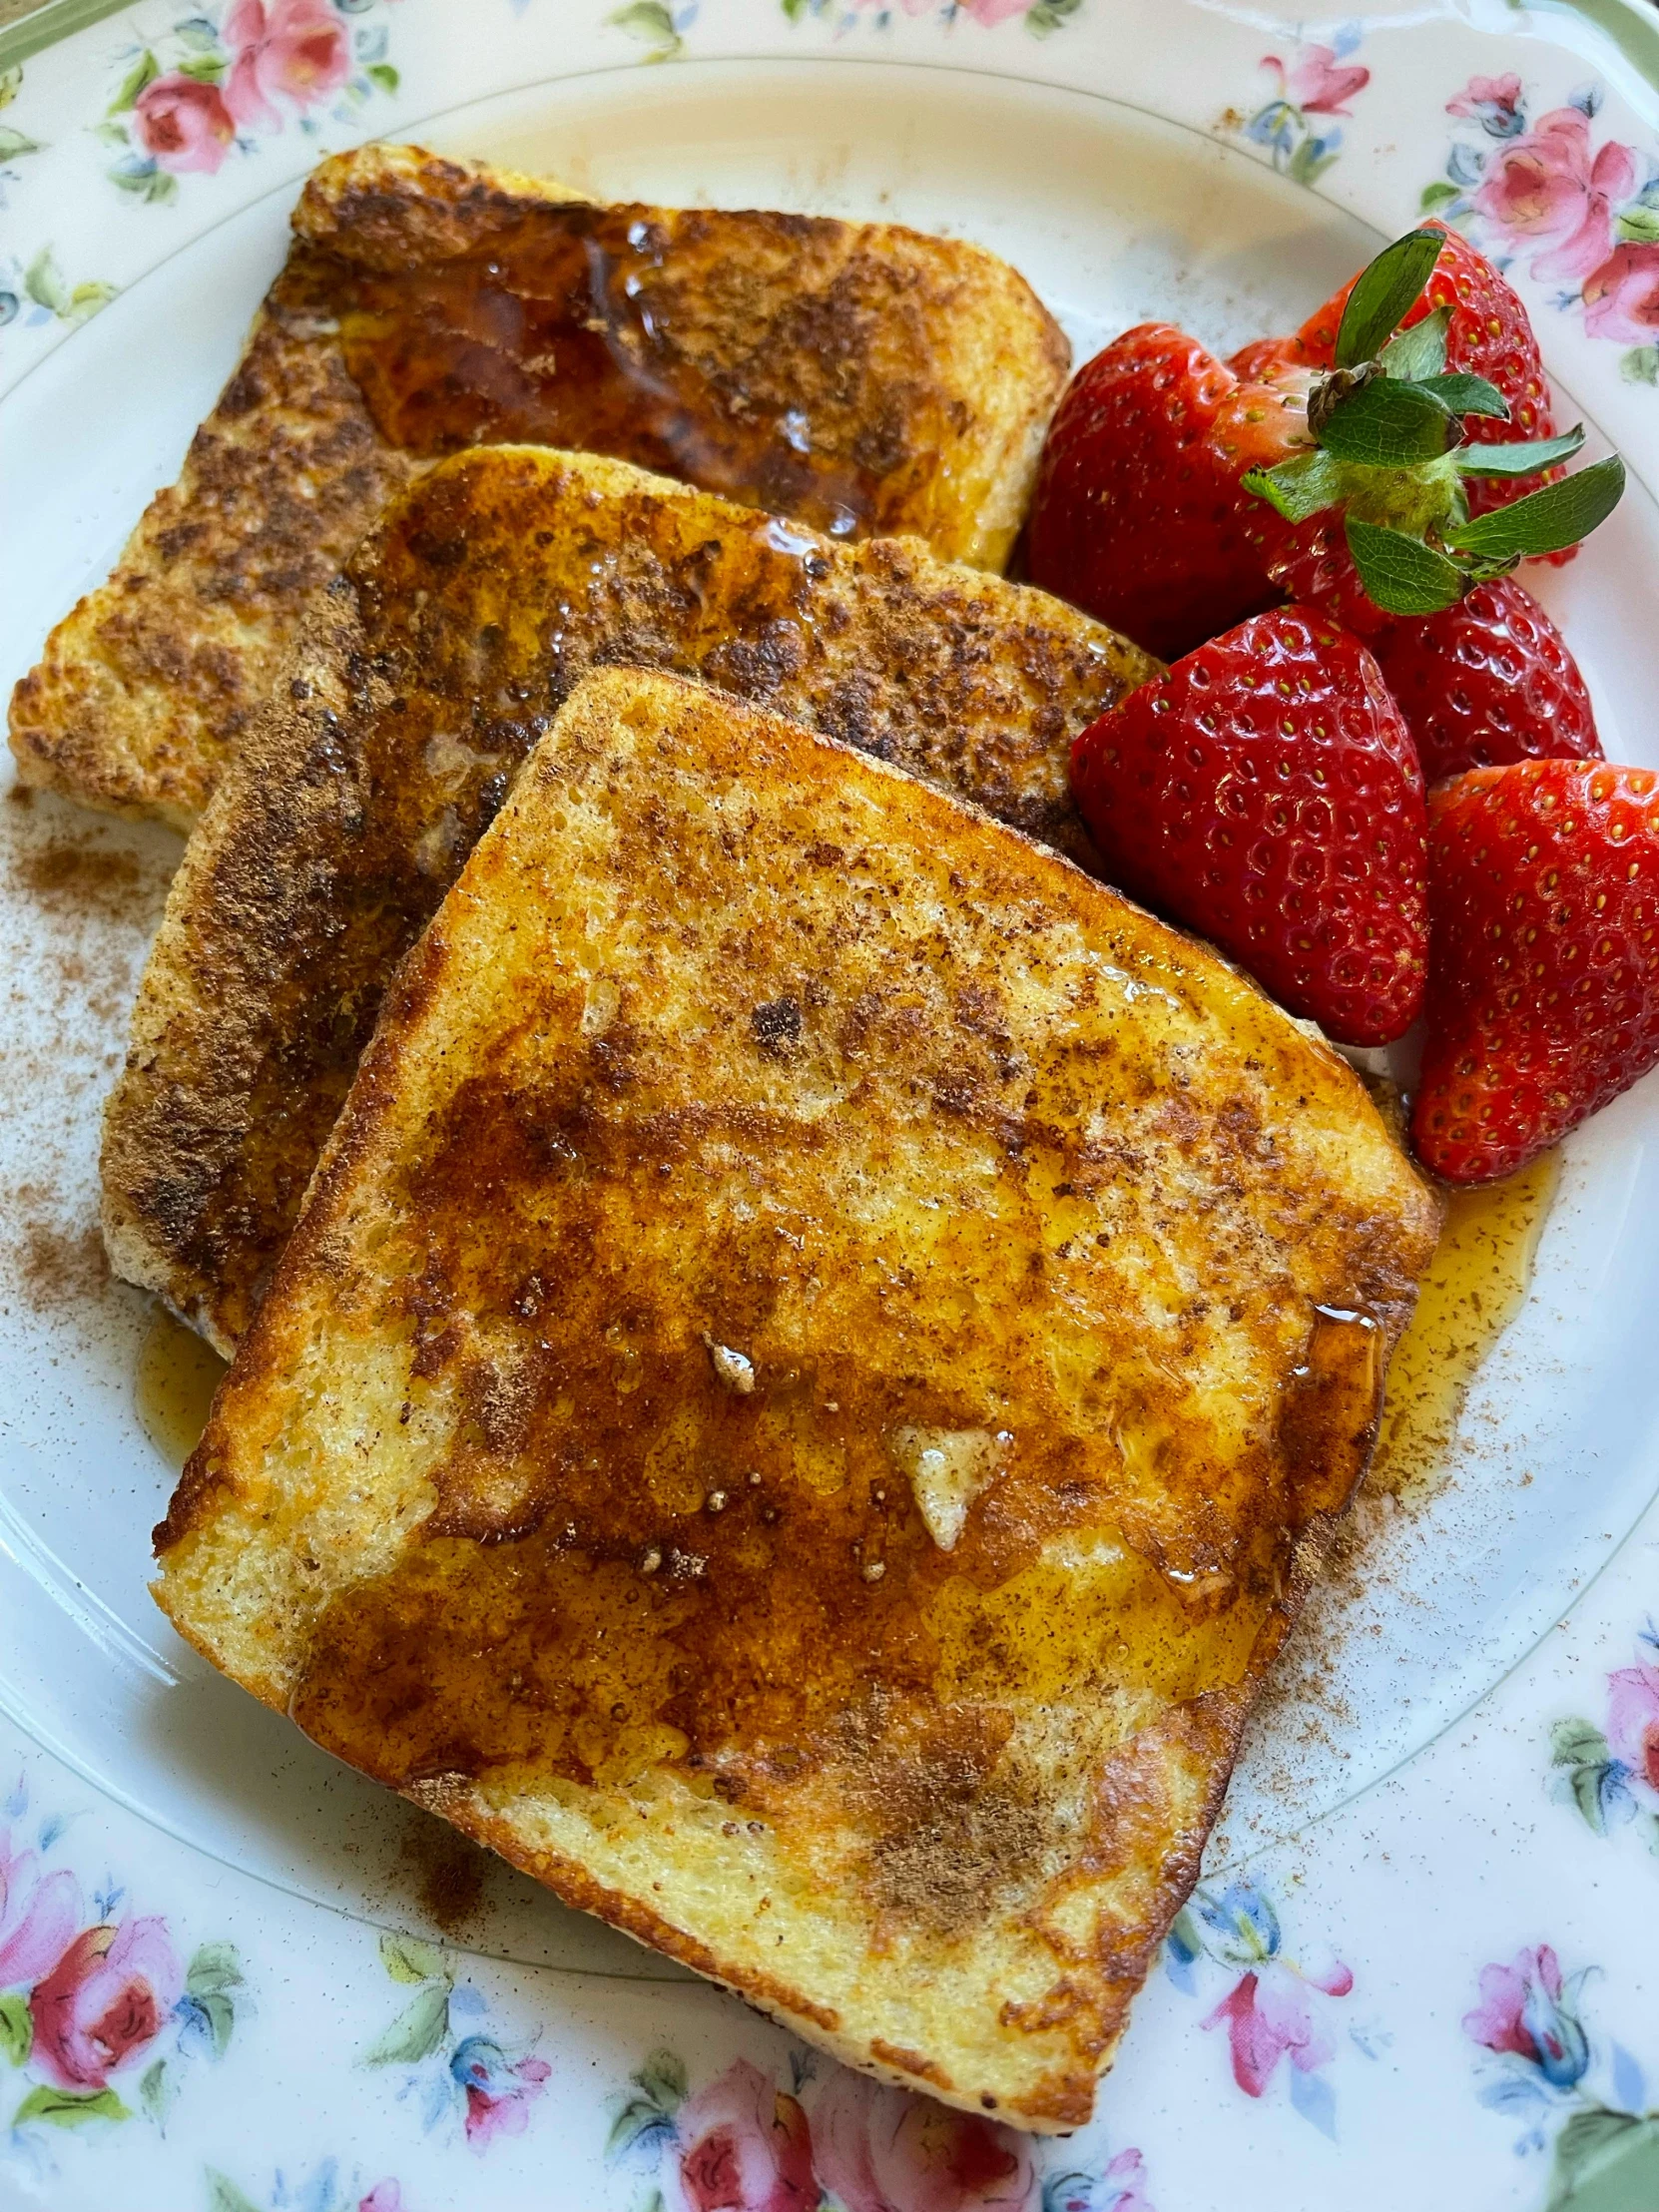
9, 142, 1069, 827
100, 444, 1158, 1353
153, 667, 1439, 2129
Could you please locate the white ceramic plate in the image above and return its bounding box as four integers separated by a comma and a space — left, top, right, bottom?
3, 3, 1659, 2206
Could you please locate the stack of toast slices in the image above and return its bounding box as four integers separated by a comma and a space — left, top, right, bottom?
8, 144, 1440, 2130
8, 142, 1069, 828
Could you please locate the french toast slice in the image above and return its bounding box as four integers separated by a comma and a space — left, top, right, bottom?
101, 444, 1159, 1354
9, 141, 1069, 828
154, 667, 1438, 2129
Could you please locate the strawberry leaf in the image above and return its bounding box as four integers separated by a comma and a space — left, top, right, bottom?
1417, 371, 1510, 420
1446, 455, 1624, 559
1334, 229, 1445, 370
1344, 517, 1465, 615
1319, 376, 1456, 466
1241, 448, 1345, 524
1380, 304, 1450, 382
1453, 425, 1586, 478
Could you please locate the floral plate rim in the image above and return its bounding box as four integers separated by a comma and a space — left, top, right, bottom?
4, 5, 1659, 2207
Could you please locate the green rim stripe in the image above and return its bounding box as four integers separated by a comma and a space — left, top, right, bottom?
0, 0, 130, 72
5, 0, 1659, 80
1516, 0, 1659, 95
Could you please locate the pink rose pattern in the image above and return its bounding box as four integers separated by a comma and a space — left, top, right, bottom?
1430, 77, 1659, 383
0, 1772, 240, 2138
132, 75, 237, 174
224, 0, 353, 133
769, 0, 1082, 38
675, 2055, 817, 2211
608, 2047, 1154, 2212
811, 2068, 1037, 2212
1241, 31, 1371, 188
203, 2167, 412, 2212
1164, 1879, 1360, 2138
101, 0, 402, 203
29, 1918, 184, 2091
619, 0, 1085, 64
1464, 1942, 1659, 2195
1550, 1622, 1659, 1848
361, 1931, 549, 2154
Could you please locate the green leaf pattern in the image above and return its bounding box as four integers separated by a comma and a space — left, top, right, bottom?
205, 2173, 265, 2212
609, 1, 684, 62
107, 50, 160, 115
362, 1981, 452, 2067
736, 0, 1087, 47
606, 2045, 689, 2157
22, 246, 66, 313
12, 2084, 130, 2129
0, 1990, 31, 2067
139, 2054, 176, 2129
379, 1930, 447, 1985
1547, 2112, 1659, 2210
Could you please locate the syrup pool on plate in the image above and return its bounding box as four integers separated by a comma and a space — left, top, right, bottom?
130, 1162, 1559, 1500
1370, 1151, 1560, 1503
135, 1304, 229, 1470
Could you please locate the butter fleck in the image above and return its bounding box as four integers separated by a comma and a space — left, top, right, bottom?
889, 1425, 1011, 1552
706, 1338, 756, 1393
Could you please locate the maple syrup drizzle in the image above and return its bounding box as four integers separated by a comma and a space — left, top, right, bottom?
1371, 1150, 1559, 1502
136, 1306, 228, 1470
331, 206, 881, 541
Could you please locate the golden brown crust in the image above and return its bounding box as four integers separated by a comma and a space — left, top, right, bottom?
10, 142, 1068, 825
7, 262, 422, 829
153, 667, 1440, 2125
102, 445, 1157, 1354
410, 1785, 848, 2037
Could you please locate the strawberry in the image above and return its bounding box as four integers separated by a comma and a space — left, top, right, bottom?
1026, 323, 1311, 661
1031, 231, 1622, 665
1252, 510, 1395, 642
1239, 227, 1622, 636
1069, 606, 1427, 1046
1294, 221, 1555, 522
1245, 226, 1588, 628
1372, 576, 1602, 783
1412, 761, 1659, 1182
1228, 336, 1310, 383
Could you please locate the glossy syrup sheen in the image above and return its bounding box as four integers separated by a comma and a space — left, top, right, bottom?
286, 1059, 1352, 1815
151, 667, 1440, 2127
331, 207, 885, 542
257, 673, 1433, 1837
136, 1305, 229, 1469
1371, 1150, 1559, 1501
